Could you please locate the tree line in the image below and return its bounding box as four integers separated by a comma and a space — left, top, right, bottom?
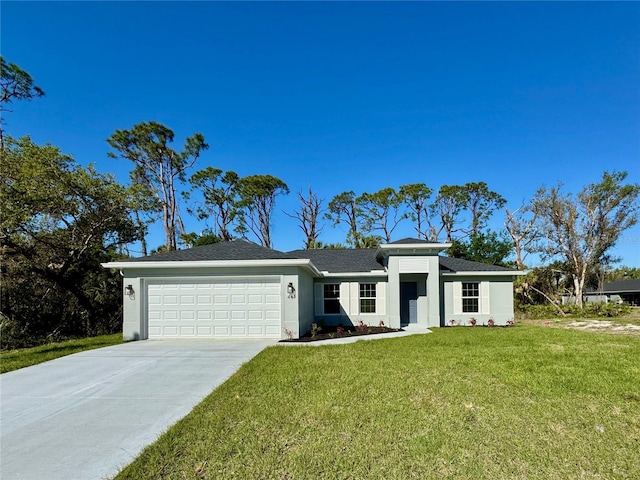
1, 57, 639, 348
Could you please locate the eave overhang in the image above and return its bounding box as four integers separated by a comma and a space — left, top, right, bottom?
102, 258, 323, 277
375, 242, 452, 260
320, 271, 388, 278
441, 270, 525, 277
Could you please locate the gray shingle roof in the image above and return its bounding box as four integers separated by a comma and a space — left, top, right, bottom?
387, 237, 432, 244
124, 239, 293, 262
601, 279, 640, 293
287, 248, 384, 273
121, 240, 517, 274
439, 256, 516, 273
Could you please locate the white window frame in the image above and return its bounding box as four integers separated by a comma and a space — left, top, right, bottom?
323, 283, 341, 315
461, 282, 480, 313
453, 281, 491, 315
359, 283, 377, 314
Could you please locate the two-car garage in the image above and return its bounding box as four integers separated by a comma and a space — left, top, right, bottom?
146, 278, 282, 339
102, 239, 320, 341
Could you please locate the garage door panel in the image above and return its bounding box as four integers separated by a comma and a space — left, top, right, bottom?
180, 326, 195, 336
163, 326, 178, 336
214, 294, 229, 304
164, 295, 178, 305
265, 309, 280, 319
247, 326, 263, 335
180, 295, 195, 305
196, 295, 212, 304
231, 294, 246, 304
214, 326, 229, 336
230, 326, 246, 336
163, 311, 178, 320
148, 295, 161, 305
248, 295, 263, 304
196, 326, 213, 336
148, 279, 282, 338
265, 294, 280, 304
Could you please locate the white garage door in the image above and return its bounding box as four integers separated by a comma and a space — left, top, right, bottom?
147, 278, 282, 338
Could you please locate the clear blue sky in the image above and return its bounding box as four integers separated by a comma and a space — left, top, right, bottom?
3, 1, 639, 266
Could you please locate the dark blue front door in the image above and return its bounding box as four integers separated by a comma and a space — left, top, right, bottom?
400, 282, 418, 325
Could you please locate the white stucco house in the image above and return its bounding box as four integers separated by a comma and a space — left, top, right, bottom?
102, 238, 521, 340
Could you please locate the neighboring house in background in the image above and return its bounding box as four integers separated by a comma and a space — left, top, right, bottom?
102, 238, 522, 340
584, 279, 640, 306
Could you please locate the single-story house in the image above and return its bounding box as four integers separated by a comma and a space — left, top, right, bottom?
102, 238, 522, 340
583, 279, 640, 306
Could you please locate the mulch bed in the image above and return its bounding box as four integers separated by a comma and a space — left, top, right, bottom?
280, 325, 403, 343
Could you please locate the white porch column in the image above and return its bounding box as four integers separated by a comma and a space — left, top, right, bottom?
426, 256, 441, 327
387, 256, 401, 328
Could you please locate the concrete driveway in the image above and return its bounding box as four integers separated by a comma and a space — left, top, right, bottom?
0, 339, 276, 480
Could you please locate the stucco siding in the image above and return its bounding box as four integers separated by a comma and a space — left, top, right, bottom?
314, 277, 388, 327
442, 276, 515, 326
120, 265, 308, 340
296, 270, 315, 338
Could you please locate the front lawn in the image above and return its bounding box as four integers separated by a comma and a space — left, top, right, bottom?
116, 326, 640, 479
0, 333, 123, 374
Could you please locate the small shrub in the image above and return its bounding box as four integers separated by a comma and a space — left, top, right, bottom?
506, 319, 515, 327
584, 302, 631, 318
487, 318, 495, 327
469, 317, 477, 327
282, 328, 294, 341
378, 320, 385, 328
356, 320, 367, 333
449, 319, 457, 326
310, 323, 322, 339
336, 326, 345, 336
517, 300, 631, 320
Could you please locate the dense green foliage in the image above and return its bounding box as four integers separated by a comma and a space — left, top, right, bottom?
448, 230, 514, 266
532, 171, 640, 307
107, 121, 208, 252
0, 55, 45, 147
2, 58, 638, 351
116, 327, 640, 479
0, 136, 137, 349
516, 301, 632, 319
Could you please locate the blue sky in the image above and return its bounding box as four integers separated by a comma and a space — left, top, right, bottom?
3, 1, 639, 266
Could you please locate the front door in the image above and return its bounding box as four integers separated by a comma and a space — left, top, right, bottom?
400, 281, 418, 326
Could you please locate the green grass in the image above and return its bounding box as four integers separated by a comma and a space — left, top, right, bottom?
116, 326, 640, 480
0, 333, 123, 374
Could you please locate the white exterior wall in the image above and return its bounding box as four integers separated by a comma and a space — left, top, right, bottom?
119, 265, 307, 341
121, 276, 144, 340
296, 270, 315, 338
314, 277, 388, 327
386, 255, 441, 328
442, 276, 515, 326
